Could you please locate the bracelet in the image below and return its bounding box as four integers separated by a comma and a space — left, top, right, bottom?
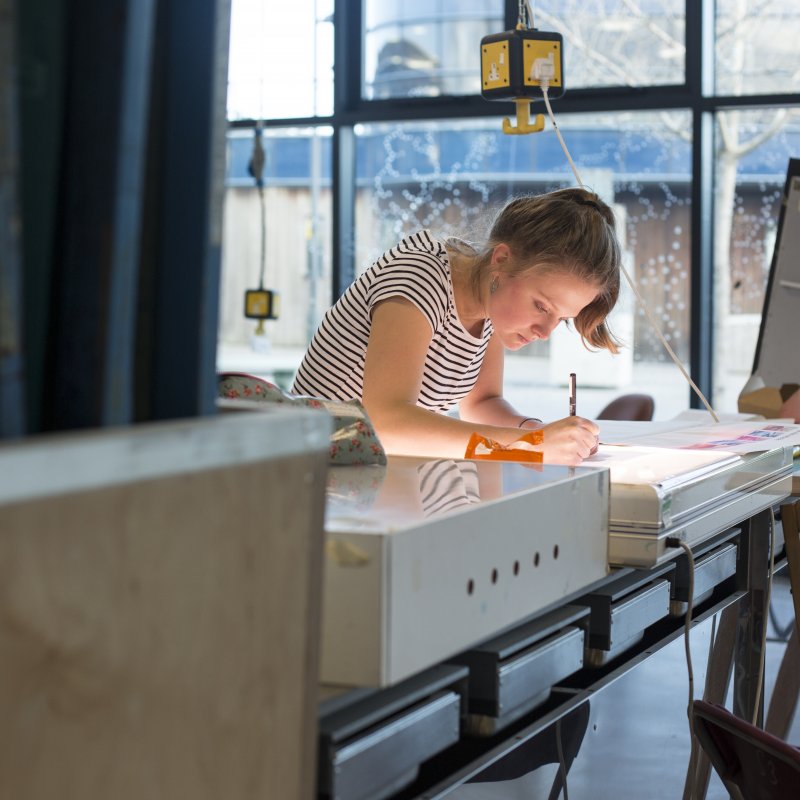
518, 417, 542, 428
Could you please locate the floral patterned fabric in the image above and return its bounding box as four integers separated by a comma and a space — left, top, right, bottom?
218, 372, 387, 466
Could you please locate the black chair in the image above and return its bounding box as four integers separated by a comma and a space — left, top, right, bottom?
596, 393, 655, 421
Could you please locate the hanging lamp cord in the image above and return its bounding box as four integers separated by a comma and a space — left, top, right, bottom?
248, 125, 267, 290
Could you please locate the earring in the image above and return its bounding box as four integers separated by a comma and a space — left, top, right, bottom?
490, 277, 499, 294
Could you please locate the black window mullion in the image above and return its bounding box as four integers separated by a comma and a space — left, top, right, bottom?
688, 0, 716, 408
332, 0, 362, 303
332, 125, 356, 298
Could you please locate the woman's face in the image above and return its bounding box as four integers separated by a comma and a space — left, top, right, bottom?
488, 265, 599, 351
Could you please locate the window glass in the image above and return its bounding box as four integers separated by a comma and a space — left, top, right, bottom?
715, 1, 800, 96
217, 127, 333, 387
363, 0, 503, 99
713, 108, 800, 412
354, 111, 693, 421
227, 0, 334, 119
533, 1, 685, 89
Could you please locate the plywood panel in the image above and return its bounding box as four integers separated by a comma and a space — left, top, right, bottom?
0, 433, 327, 799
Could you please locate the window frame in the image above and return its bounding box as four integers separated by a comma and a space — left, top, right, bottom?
226, 0, 800, 408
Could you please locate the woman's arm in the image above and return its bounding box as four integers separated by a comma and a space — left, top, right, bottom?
459, 335, 531, 427
459, 333, 600, 460
361, 299, 598, 464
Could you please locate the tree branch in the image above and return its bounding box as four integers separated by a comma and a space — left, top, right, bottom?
620, 0, 685, 54
718, 112, 736, 153
535, 9, 634, 86
658, 111, 692, 144
729, 108, 797, 158
716, 0, 777, 43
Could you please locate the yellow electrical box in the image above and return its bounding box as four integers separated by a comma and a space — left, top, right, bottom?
244, 288, 279, 320
480, 28, 564, 101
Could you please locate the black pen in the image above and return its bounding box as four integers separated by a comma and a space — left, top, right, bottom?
569, 373, 577, 417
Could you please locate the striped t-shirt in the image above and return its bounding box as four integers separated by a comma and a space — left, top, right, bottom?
291, 230, 493, 413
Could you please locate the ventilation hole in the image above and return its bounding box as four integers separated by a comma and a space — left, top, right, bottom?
513, 560, 520, 576
553, 544, 560, 560
467, 579, 474, 596
491, 568, 498, 584
534, 552, 540, 567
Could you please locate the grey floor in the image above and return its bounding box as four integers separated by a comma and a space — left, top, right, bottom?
446, 573, 798, 800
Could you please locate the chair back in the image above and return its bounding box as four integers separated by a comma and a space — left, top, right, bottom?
596, 393, 655, 421
692, 699, 800, 800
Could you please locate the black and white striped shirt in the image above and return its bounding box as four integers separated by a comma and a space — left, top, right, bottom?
292, 231, 492, 413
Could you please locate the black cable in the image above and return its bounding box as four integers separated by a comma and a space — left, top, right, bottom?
248, 126, 267, 289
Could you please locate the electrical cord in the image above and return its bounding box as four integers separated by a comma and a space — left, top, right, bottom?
519, 0, 535, 29
541, 87, 582, 188
668, 515, 777, 798
248, 125, 267, 290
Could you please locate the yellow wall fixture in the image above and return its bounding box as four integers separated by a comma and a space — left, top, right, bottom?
244, 289, 280, 329
245, 126, 280, 337
480, 24, 564, 135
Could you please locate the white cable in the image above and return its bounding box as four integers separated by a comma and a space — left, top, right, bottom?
541, 87, 583, 188
519, 0, 535, 29
539, 84, 720, 423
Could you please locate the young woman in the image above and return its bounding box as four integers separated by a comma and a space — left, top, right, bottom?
292, 187, 622, 466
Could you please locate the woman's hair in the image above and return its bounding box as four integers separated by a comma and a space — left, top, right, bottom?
448, 187, 623, 353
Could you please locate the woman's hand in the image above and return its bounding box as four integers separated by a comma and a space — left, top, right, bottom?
538, 416, 599, 466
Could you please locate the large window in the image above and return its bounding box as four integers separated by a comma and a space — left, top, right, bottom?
531, 0, 686, 89
713, 107, 800, 411
222, 0, 800, 416
363, 1, 503, 99
354, 112, 692, 419
715, 1, 800, 96
227, 0, 334, 119
218, 126, 332, 383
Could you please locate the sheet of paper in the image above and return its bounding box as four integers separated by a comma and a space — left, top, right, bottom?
581, 444, 740, 484
599, 420, 800, 454
668, 409, 767, 424
596, 419, 693, 444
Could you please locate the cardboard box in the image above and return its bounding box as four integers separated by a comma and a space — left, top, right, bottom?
781, 387, 800, 421
739, 383, 800, 418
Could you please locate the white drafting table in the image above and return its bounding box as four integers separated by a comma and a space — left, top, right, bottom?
320, 456, 609, 688
592, 419, 796, 567
316, 439, 794, 800
320, 432, 795, 687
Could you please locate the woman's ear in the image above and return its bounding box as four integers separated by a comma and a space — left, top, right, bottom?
491, 242, 511, 267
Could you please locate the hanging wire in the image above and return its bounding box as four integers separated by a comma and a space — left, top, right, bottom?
255, 0, 267, 290
248, 124, 267, 290
518, 0, 535, 28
